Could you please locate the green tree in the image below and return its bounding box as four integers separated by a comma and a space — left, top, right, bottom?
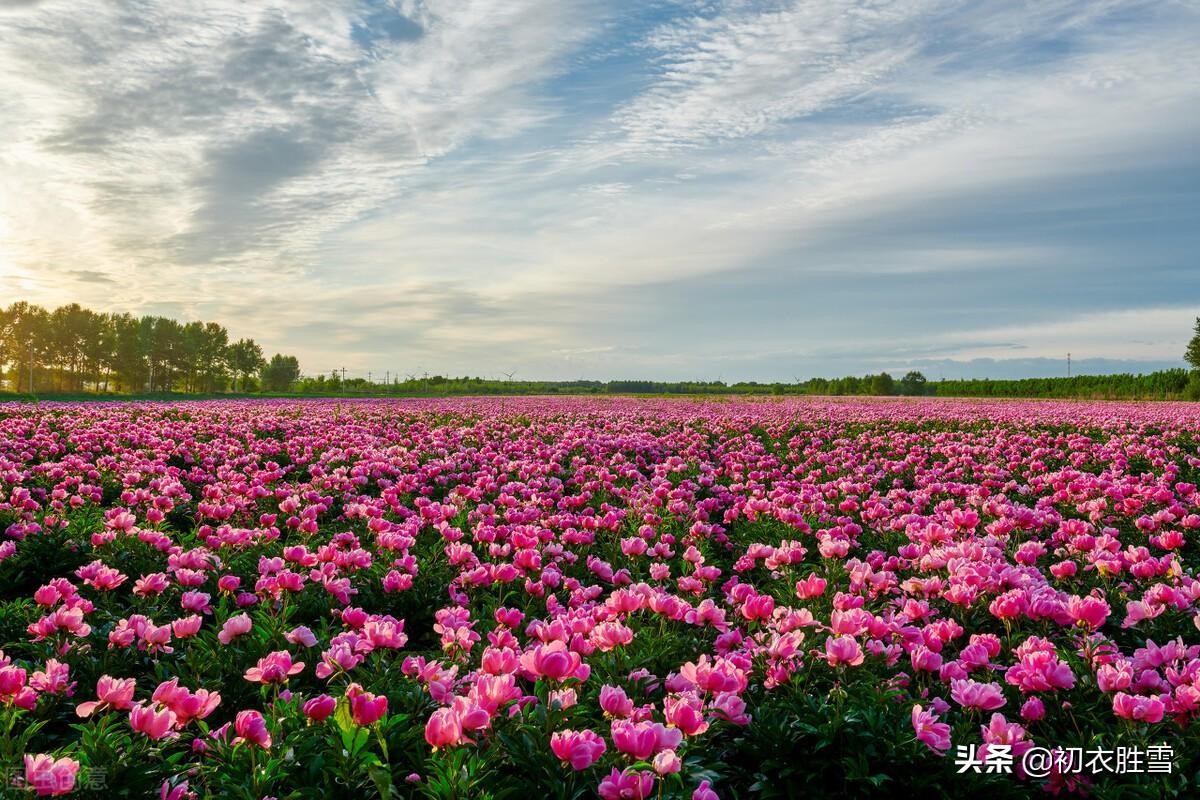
260, 353, 300, 392
1186, 316, 1200, 371
868, 372, 896, 395
0, 302, 51, 392
899, 371, 928, 396
228, 339, 266, 392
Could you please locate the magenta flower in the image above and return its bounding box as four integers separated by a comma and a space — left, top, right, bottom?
233, 709, 272, 749
424, 707, 463, 749
217, 613, 252, 645
244, 651, 305, 685
130, 704, 177, 741
911, 704, 951, 755
824, 635, 864, 668
302, 694, 336, 722
951, 679, 1006, 711
550, 729, 607, 770
598, 768, 655, 800
76, 675, 136, 718
1112, 692, 1165, 723
23, 754, 80, 797
347, 685, 388, 726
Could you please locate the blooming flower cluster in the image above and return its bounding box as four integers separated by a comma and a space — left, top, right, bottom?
0, 396, 1199, 797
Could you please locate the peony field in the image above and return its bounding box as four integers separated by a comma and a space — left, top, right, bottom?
2, 396, 1199, 799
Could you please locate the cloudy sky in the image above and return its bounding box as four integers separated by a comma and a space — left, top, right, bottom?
1, 0, 1197, 382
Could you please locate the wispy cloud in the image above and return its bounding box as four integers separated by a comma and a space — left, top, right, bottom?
0, 0, 1196, 380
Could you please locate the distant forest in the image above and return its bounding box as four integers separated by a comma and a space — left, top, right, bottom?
3, 301, 1199, 400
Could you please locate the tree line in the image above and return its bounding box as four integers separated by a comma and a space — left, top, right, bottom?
3, 303, 1199, 400
0, 302, 300, 394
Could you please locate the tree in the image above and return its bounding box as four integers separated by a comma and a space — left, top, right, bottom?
867, 372, 896, 396
1186, 317, 1200, 371
900, 370, 928, 396
228, 339, 266, 392
260, 354, 300, 392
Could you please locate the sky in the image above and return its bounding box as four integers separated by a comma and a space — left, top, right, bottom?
0, 0, 1198, 382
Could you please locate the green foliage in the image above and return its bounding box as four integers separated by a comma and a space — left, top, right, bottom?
1185, 317, 1200, 371
0, 301, 292, 394
261, 353, 301, 392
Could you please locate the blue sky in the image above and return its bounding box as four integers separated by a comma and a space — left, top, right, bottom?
0, 0, 1197, 381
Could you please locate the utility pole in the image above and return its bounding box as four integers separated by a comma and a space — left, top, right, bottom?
1067, 353, 1071, 378
340, 367, 346, 395
28, 341, 34, 394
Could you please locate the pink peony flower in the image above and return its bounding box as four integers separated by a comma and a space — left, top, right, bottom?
1112, 692, 1165, 724
302, 694, 336, 722
600, 684, 634, 718
951, 679, 1006, 711
244, 651, 305, 685
217, 613, 252, 645
598, 769, 655, 800
911, 704, 951, 755
550, 729, 607, 770
76, 675, 136, 718
23, 754, 80, 797
233, 709, 272, 749
425, 707, 464, 749
130, 704, 177, 740
347, 685, 388, 726
824, 635, 865, 668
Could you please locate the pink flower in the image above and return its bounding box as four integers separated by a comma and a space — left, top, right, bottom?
910, 645, 943, 673
600, 684, 634, 718
1004, 650, 1075, 693
285, 626, 319, 648
598, 769, 655, 800
151, 679, 221, 726
663, 692, 708, 736
591, 621, 634, 652
244, 651, 305, 684
315, 643, 363, 679
693, 781, 720, 800
160, 778, 195, 800
348, 685, 388, 726
29, 660, 74, 696
824, 636, 864, 668
653, 749, 682, 775
233, 709, 272, 749
180, 591, 212, 615
610, 719, 681, 760
171, 615, 203, 639
1112, 692, 1165, 724
795, 574, 827, 599
302, 694, 336, 722
1066, 595, 1110, 630
1020, 696, 1046, 721
911, 704, 951, 755
217, 613, 252, 645
23, 754, 79, 797
160, 778, 194, 800
951, 679, 1006, 711
550, 729, 607, 770
76, 675, 136, 718
130, 704, 177, 740
519, 641, 588, 683
425, 707, 464, 749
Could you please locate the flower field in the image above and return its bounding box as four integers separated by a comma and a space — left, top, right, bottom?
2, 397, 1200, 799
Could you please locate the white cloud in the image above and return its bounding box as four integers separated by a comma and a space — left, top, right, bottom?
0, 0, 1196, 380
